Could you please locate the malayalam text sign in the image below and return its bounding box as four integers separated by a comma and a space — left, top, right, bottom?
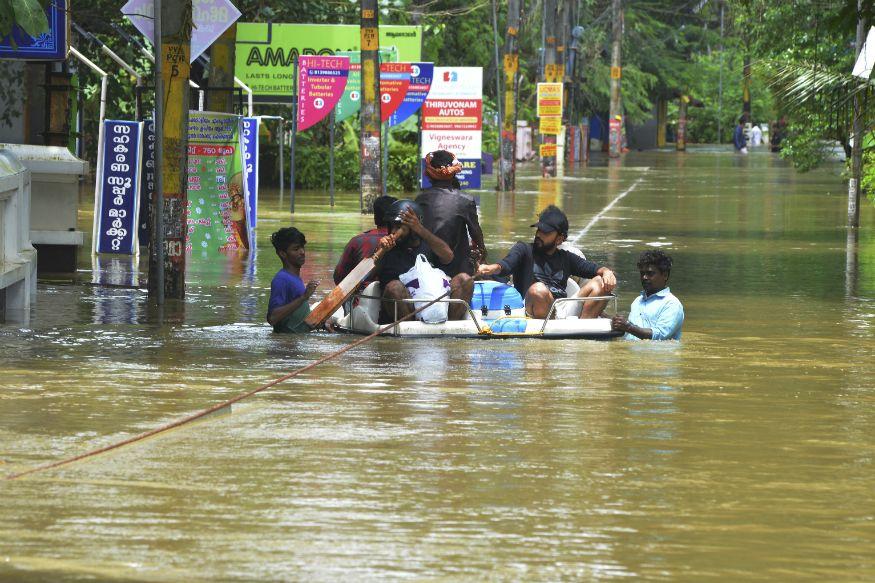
123, 0, 241, 63
138, 119, 156, 246
297, 55, 350, 131
537, 83, 563, 117
94, 120, 142, 255
235, 23, 420, 103
242, 117, 259, 229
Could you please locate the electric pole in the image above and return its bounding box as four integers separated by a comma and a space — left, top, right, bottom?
499, 0, 521, 191
540, 0, 558, 177
360, 0, 382, 213
207, 24, 237, 113
849, 0, 868, 229
608, 0, 623, 158
149, 0, 192, 302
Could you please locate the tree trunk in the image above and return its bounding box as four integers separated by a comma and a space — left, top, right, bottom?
360, 0, 382, 213
677, 97, 687, 151
848, 0, 867, 229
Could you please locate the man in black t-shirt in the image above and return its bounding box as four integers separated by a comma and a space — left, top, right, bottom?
477, 206, 617, 319
375, 200, 474, 321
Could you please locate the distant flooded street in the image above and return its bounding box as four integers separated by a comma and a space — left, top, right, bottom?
2, 147, 874, 580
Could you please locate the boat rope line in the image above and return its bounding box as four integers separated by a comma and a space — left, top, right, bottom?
4, 290, 452, 482
567, 177, 644, 245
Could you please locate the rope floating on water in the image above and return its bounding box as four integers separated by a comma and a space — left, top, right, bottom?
5, 290, 451, 481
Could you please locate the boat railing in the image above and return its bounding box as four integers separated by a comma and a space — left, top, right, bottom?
540, 294, 618, 334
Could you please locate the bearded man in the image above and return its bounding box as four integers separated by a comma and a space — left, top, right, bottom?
476, 205, 617, 319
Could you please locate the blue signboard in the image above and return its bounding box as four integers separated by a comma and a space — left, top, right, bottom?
138, 119, 155, 246
0, 0, 68, 61
387, 62, 433, 128
241, 117, 259, 229
94, 120, 142, 255
420, 158, 481, 190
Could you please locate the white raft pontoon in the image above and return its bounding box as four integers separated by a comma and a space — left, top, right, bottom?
332, 280, 622, 339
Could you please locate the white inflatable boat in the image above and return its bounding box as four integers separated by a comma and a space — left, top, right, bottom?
331, 280, 622, 340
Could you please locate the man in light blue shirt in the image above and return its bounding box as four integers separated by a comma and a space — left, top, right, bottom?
611, 250, 684, 341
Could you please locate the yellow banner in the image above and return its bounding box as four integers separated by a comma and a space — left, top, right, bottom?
540, 143, 557, 157
536, 82, 563, 117
539, 116, 561, 135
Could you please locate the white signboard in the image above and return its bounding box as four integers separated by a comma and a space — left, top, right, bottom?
852, 26, 875, 79
122, 0, 241, 63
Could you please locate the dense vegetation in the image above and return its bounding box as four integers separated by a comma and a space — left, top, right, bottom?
1, 0, 872, 194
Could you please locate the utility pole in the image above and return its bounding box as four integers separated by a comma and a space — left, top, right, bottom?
717, 0, 724, 144
148, 0, 192, 302
742, 42, 751, 122
540, 0, 558, 177
499, 0, 522, 191
360, 0, 382, 213
849, 0, 868, 229
608, 0, 623, 158
491, 0, 504, 191
207, 24, 237, 113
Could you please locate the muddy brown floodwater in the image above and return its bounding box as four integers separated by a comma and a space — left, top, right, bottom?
1, 147, 874, 581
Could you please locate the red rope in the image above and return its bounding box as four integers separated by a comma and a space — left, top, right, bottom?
5, 290, 451, 481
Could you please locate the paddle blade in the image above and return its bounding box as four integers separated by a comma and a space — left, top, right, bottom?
304, 256, 377, 328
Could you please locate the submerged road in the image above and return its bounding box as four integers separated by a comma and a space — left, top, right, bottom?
1, 147, 874, 580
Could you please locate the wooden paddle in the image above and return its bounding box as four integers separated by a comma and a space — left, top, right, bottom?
304, 226, 408, 329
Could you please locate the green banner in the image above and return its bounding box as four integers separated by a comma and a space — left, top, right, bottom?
186, 112, 250, 259
235, 23, 421, 104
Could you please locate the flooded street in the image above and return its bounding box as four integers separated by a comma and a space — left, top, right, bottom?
2, 147, 874, 580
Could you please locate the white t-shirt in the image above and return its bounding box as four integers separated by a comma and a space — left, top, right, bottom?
750, 125, 763, 147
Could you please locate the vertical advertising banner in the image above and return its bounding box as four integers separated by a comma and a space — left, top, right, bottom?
387, 62, 434, 127
186, 112, 250, 256
297, 55, 350, 131
379, 62, 412, 123
334, 51, 362, 122
94, 120, 142, 255
421, 67, 483, 189
241, 117, 260, 228
138, 119, 156, 246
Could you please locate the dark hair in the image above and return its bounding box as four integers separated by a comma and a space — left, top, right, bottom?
429, 150, 455, 168
637, 249, 672, 275
271, 227, 306, 253
373, 195, 398, 227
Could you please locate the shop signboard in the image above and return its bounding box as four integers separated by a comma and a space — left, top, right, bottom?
387, 62, 433, 127
94, 120, 143, 255
0, 0, 68, 61
297, 55, 350, 131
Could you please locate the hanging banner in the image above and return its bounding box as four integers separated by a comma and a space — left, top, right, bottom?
421, 67, 483, 189
297, 55, 350, 131
380, 62, 412, 123
388, 62, 433, 127
334, 51, 362, 122
242, 117, 260, 228
123, 0, 241, 63
186, 112, 250, 256
138, 119, 156, 246
0, 0, 68, 61
94, 120, 143, 255
537, 83, 563, 117
235, 23, 420, 104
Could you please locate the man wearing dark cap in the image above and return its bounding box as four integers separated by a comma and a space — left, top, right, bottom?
333, 195, 397, 285
415, 150, 487, 277
477, 205, 617, 319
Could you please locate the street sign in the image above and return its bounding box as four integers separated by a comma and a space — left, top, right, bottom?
122, 0, 241, 63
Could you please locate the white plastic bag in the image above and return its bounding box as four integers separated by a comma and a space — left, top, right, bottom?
398, 254, 451, 323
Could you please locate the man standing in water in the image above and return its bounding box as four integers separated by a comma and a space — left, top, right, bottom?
476, 206, 617, 319
267, 227, 319, 333
611, 249, 684, 340
415, 150, 487, 276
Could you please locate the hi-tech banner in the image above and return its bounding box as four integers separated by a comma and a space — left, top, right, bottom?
94, 120, 142, 255
297, 55, 350, 131
186, 112, 250, 256
387, 62, 433, 128
421, 67, 483, 189
379, 62, 411, 123
235, 23, 421, 104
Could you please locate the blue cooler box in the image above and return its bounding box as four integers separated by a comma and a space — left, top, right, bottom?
471, 281, 525, 319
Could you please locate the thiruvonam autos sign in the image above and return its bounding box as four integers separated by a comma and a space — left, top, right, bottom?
236, 23, 421, 104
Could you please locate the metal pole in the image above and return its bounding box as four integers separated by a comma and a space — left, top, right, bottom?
492, 0, 504, 191
290, 56, 298, 214
329, 110, 336, 207
278, 119, 284, 204
717, 0, 724, 144
153, 0, 164, 304
382, 122, 388, 196
849, 0, 867, 228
